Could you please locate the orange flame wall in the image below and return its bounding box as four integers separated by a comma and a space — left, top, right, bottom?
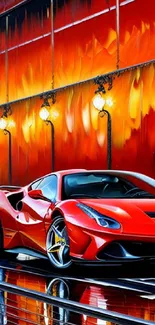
0, 0, 155, 184
55, 0, 155, 86
0, 0, 155, 103
0, 64, 155, 185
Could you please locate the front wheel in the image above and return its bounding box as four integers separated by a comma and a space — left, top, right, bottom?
46, 216, 72, 269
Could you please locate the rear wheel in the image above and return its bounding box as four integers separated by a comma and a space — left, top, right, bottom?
46, 216, 72, 269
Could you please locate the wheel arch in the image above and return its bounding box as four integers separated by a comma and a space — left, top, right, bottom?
51, 208, 65, 220
51, 199, 78, 222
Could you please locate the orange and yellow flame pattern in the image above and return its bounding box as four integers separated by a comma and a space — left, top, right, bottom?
0, 64, 155, 184
0, 0, 155, 184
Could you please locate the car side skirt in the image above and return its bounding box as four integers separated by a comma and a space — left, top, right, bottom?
4, 247, 48, 260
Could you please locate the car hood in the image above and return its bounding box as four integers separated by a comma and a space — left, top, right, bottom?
78, 198, 155, 235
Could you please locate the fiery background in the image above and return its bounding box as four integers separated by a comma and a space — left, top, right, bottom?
0, 0, 155, 184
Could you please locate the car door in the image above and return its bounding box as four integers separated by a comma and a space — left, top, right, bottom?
17, 175, 58, 253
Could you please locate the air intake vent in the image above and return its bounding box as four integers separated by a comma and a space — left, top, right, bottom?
145, 212, 155, 218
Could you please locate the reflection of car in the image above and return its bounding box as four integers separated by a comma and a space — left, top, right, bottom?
47, 278, 155, 325
0, 268, 6, 325
1, 169, 155, 269
4, 264, 155, 325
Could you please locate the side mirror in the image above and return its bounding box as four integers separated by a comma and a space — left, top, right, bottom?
28, 189, 43, 199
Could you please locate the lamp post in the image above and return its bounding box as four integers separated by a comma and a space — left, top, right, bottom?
0, 118, 12, 184
39, 107, 55, 172
93, 93, 112, 170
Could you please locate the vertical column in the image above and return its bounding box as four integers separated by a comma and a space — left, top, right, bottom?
116, 0, 120, 70
51, 0, 55, 90
5, 15, 9, 103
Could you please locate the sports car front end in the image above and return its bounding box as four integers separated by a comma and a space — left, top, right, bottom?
64, 198, 155, 265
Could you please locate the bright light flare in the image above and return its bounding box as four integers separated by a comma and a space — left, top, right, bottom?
8, 120, 16, 128
0, 118, 7, 130
51, 110, 59, 120
106, 97, 114, 107
39, 108, 50, 121
92, 94, 105, 111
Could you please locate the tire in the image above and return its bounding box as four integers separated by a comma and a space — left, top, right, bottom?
46, 216, 72, 269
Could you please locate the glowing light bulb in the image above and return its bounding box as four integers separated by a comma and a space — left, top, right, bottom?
0, 118, 7, 130
106, 97, 113, 107
92, 94, 105, 111
39, 108, 50, 121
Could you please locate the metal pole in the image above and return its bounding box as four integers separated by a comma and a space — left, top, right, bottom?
0, 281, 154, 325
4, 129, 12, 184
101, 110, 112, 170
50, 0, 55, 90
5, 15, 9, 104
116, 0, 120, 69
47, 120, 55, 172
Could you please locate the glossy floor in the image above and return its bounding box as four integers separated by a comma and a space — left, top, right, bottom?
0, 257, 155, 324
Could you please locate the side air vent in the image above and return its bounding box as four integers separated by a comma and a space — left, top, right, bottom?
16, 201, 23, 211
145, 212, 155, 218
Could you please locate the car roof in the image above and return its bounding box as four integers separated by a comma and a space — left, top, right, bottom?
29, 169, 155, 188
55, 170, 155, 187
55, 169, 87, 176
42, 169, 153, 179
54, 169, 151, 178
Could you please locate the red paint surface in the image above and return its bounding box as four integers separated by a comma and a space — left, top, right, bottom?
1, 169, 155, 264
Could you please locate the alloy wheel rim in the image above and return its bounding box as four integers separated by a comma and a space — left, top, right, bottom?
46, 217, 72, 268
47, 278, 70, 322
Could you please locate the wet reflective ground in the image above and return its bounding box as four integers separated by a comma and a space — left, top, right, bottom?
1, 256, 155, 324
8, 254, 155, 278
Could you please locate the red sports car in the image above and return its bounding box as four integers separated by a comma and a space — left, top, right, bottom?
1, 169, 155, 269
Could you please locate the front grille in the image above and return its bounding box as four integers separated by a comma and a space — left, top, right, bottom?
97, 241, 155, 260
145, 212, 155, 218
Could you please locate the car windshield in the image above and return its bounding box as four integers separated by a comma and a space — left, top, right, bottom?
62, 172, 155, 199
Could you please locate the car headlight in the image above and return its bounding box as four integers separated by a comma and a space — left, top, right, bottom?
77, 203, 120, 229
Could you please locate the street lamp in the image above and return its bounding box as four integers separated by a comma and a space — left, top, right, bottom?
0, 118, 12, 184
93, 93, 112, 170
92, 93, 106, 110
39, 106, 55, 172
